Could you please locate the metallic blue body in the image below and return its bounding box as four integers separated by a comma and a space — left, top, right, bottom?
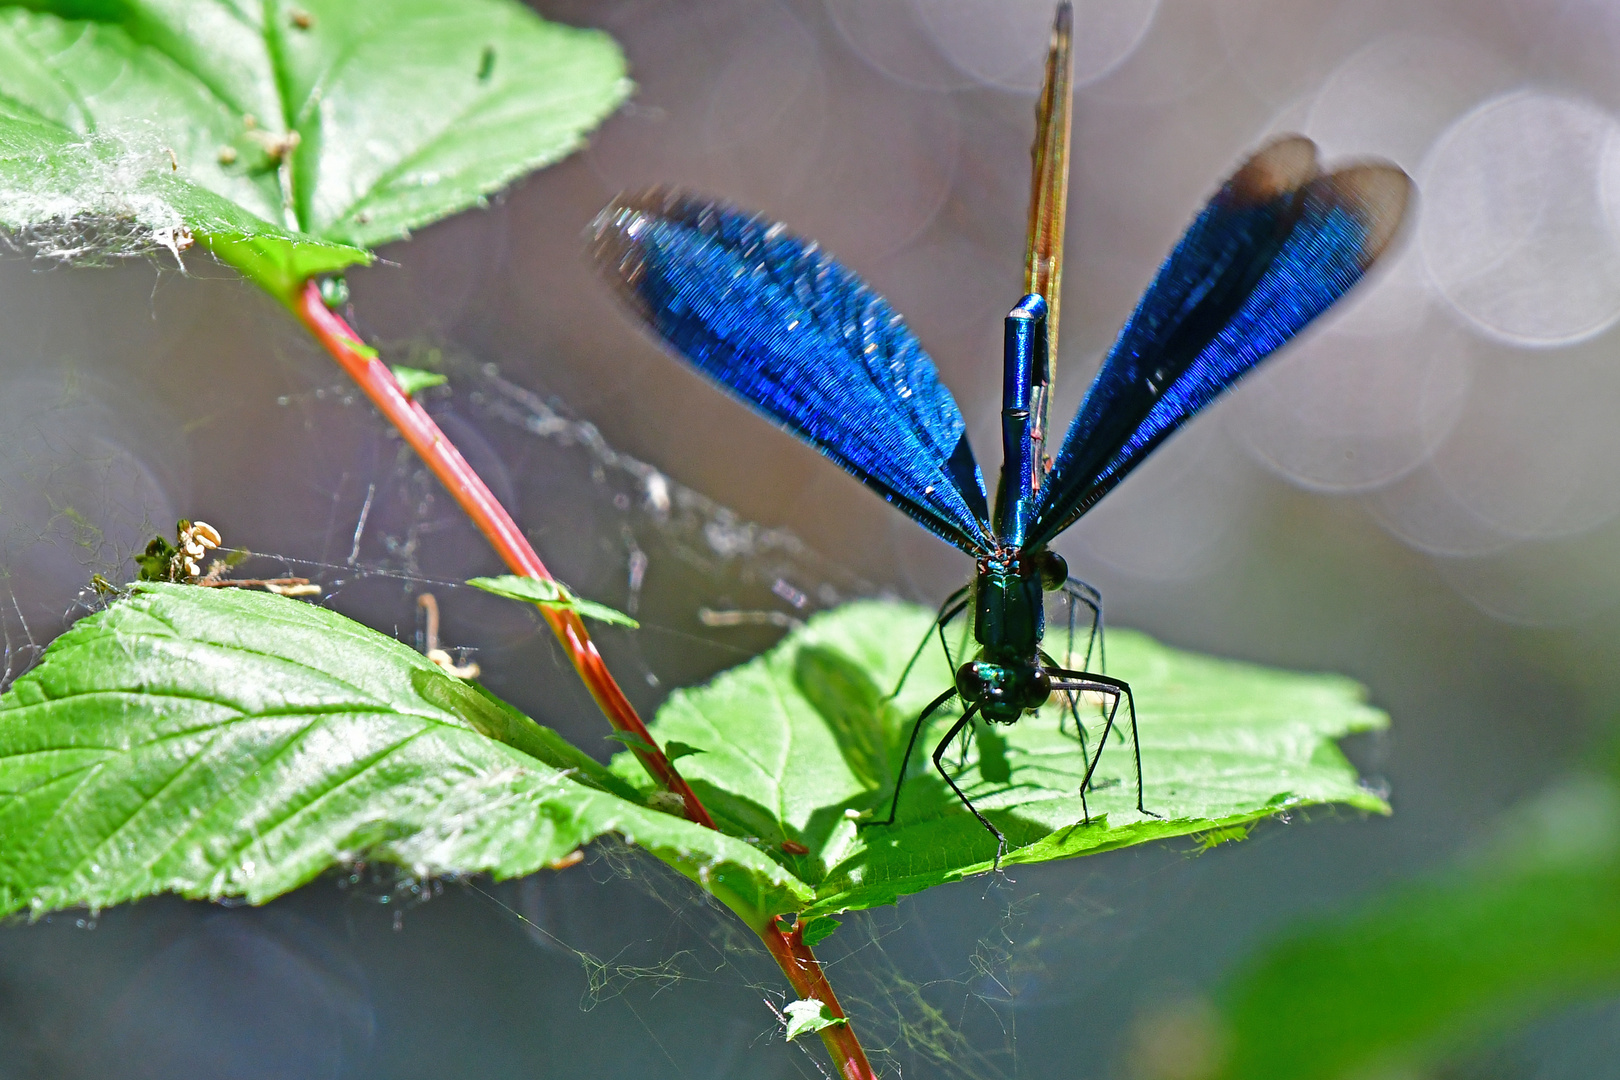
995, 295, 1046, 551
592, 141, 1403, 727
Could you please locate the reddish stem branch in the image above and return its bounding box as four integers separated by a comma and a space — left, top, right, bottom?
764, 923, 877, 1080
295, 281, 712, 828
296, 279, 875, 1079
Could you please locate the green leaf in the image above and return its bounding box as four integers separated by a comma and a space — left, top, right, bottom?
614, 601, 1388, 919
1211, 776, 1620, 1080
782, 998, 845, 1041
467, 574, 639, 629
0, 99, 368, 302
0, 0, 629, 300
800, 914, 841, 948
0, 583, 808, 922
603, 730, 657, 756
664, 741, 706, 763
390, 364, 447, 396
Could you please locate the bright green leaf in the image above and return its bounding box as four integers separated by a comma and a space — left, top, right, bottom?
0, 0, 629, 300
467, 574, 639, 629
614, 601, 1388, 919
567, 598, 640, 631
800, 914, 841, 948
390, 364, 447, 396
782, 998, 845, 1041
1212, 776, 1620, 1080
0, 583, 808, 923
664, 741, 706, 762
603, 730, 657, 756
0, 99, 368, 302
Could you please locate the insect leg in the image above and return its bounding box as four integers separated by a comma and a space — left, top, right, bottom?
1049, 672, 1118, 822
1044, 647, 1091, 754
1061, 576, 1104, 673
1051, 669, 1158, 819
889, 585, 970, 699
868, 686, 959, 828
1054, 577, 1104, 744
930, 703, 1007, 868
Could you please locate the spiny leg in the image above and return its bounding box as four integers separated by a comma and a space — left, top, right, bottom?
953, 709, 978, 772
1049, 672, 1119, 822
868, 686, 959, 829
1061, 576, 1104, 673
1055, 578, 1104, 743
889, 584, 969, 699
930, 703, 1007, 867
1051, 668, 1158, 819
1044, 649, 1089, 756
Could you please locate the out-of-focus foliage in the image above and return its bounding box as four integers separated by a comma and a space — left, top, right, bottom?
1136, 776, 1620, 1080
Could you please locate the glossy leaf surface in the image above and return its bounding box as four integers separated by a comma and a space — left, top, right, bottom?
0, 584, 806, 920
0, 0, 628, 300
616, 601, 1388, 918
783, 998, 846, 1041
0, 587, 1386, 932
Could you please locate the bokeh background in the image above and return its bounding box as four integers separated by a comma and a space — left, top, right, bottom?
7, 0, 1620, 1076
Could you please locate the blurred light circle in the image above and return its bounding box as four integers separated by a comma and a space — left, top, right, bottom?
785, 75, 961, 263
1075, 2, 1230, 105
913, 0, 1159, 93
1061, 417, 1255, 583
1363, 462, 1517, 557
586, 0, 828, 205
0, 378, 180, 613
702, 9, 823, 154
1216, 0, 1389, 109
1431, 525, 1620, 627
1228, 313, 1473, 494
1426, 339, 1620, 540
1303, 34, 1521, 171
1522, 0, 1620, 116
1420, 90, 1620, 346
824, 0, 973, 91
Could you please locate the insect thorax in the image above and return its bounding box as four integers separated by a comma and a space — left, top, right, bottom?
954, 553, 1060, 721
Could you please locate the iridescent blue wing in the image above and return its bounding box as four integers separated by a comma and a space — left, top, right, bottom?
592, 189, 993, 555
1027, 137, 1411, 550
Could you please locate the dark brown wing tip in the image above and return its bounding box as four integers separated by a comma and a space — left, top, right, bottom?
1053, 1, 1073, 36
588, 186, 681, 244
1317, 163, 1414, 267
587, 186, 697, 294
587, 189, 662, 309
1227, 135, 1321, 206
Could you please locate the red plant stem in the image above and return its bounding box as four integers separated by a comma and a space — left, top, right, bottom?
296, 278, 875, 1079
764, 923, 876, 1080
295, 280, 713, 829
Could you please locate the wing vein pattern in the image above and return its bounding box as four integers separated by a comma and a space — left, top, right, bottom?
593, 190, 991, 554
1030, 138, 1410, 548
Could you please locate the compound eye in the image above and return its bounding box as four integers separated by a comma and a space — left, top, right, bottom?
1038, 550, 1068, 590
1027, 666, 1052, 704
955, 662, 989, 701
